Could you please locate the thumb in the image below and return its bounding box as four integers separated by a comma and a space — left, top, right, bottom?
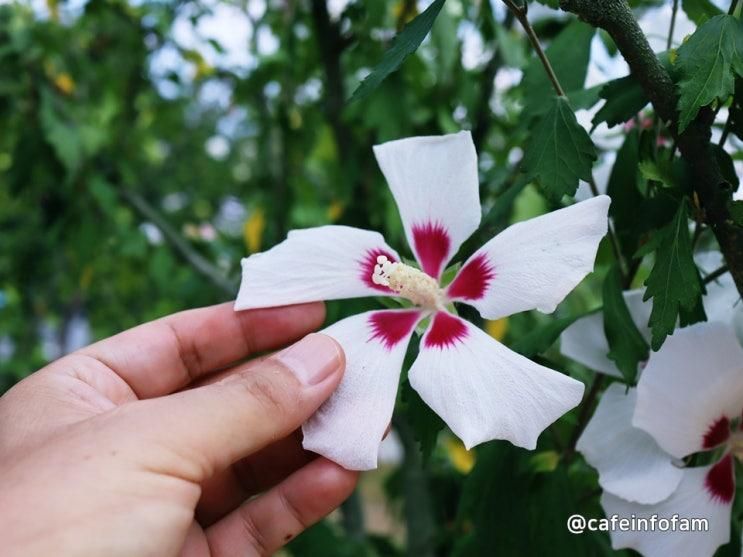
118, 333, 344, 481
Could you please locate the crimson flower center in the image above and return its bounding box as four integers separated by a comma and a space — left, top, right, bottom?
372, 255, 446, 310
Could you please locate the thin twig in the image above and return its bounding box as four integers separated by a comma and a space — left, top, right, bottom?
503, 0, 627, 280
119, 189, 237, 296
667, 0, 679, 50
502, 0, 565, 97
703, 265, 730, 284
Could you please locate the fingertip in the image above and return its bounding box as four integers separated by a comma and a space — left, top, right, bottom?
311, 457, 360, 493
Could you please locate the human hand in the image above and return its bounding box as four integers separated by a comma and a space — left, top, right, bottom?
0, 302, 356, 557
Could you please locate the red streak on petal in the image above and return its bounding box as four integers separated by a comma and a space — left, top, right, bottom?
705, 454, 735, 504
368, 310, 421, 350
424, 311, 468, 349
702, 416, 731, 449
359, 248, 397, 292
412, 222, 451, 278
447, 253, 496, 301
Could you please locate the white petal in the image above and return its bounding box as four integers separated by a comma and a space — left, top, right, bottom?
448, 196, 610, 320
634, 322, 743, 459
302, 309, 421, 470
408, 312, 584, 450
696, 251, 743, 344
577, 384, 682, 504
235, 225, 400, 310
602, 456, 734, 557
560, 289, 651, 377
373, 131, 481, 279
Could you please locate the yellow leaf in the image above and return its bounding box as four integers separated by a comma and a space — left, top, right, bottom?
445, 437, 475, 474
53, 73, 75, 95
326, 200, 344, 222
484, 318, 508, 341
244, 209, 266, 254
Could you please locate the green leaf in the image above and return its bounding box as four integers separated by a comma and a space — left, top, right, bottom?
602, 266, 649, 384
459, 444, 597, 556
510, 314, 583, 358
676, 14, 743, 132
458, 176, 528, 260
730, 200, 743, 226
592, 75, 649, 130
713, 143, 741, 188
638, 158, 676, 187
349, 0, 446, 102
681, 0, 723, 25
521, 21, 595, 117
642, 200, 704, 350
567, 85, 602, 111
401, 381, 445, 463
40, 89, 83, 173
607, 130, 644, 259
521, 96, 597, 199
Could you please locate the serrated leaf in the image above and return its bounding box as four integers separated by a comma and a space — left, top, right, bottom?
681, 0, 723, 25
521, 96, 597, 199
677, 15, 743, 132
349, 0, 446, 102
521, 21, 595, 117
603, 266, 649, 384
592, 75, 649, 129
642, 200, 704, 350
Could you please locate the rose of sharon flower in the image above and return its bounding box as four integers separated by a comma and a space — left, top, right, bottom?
577, 323, 743, 557
235, 131, 610, 470
560, 251, 743, 378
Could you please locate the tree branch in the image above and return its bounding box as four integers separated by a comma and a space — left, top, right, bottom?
559, 0, 743, 297
118, 188, 237, 297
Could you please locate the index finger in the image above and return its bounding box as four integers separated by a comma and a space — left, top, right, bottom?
78, 301, 325, 398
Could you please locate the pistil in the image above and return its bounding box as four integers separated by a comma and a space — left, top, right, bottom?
372, 255, 446, 310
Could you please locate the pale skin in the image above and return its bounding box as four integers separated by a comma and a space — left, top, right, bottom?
0, 301, 358, 557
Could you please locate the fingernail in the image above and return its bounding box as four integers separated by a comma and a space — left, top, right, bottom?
275, 333, 343, 386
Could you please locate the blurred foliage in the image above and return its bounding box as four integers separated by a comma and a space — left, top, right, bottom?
1, 0, 742, 555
